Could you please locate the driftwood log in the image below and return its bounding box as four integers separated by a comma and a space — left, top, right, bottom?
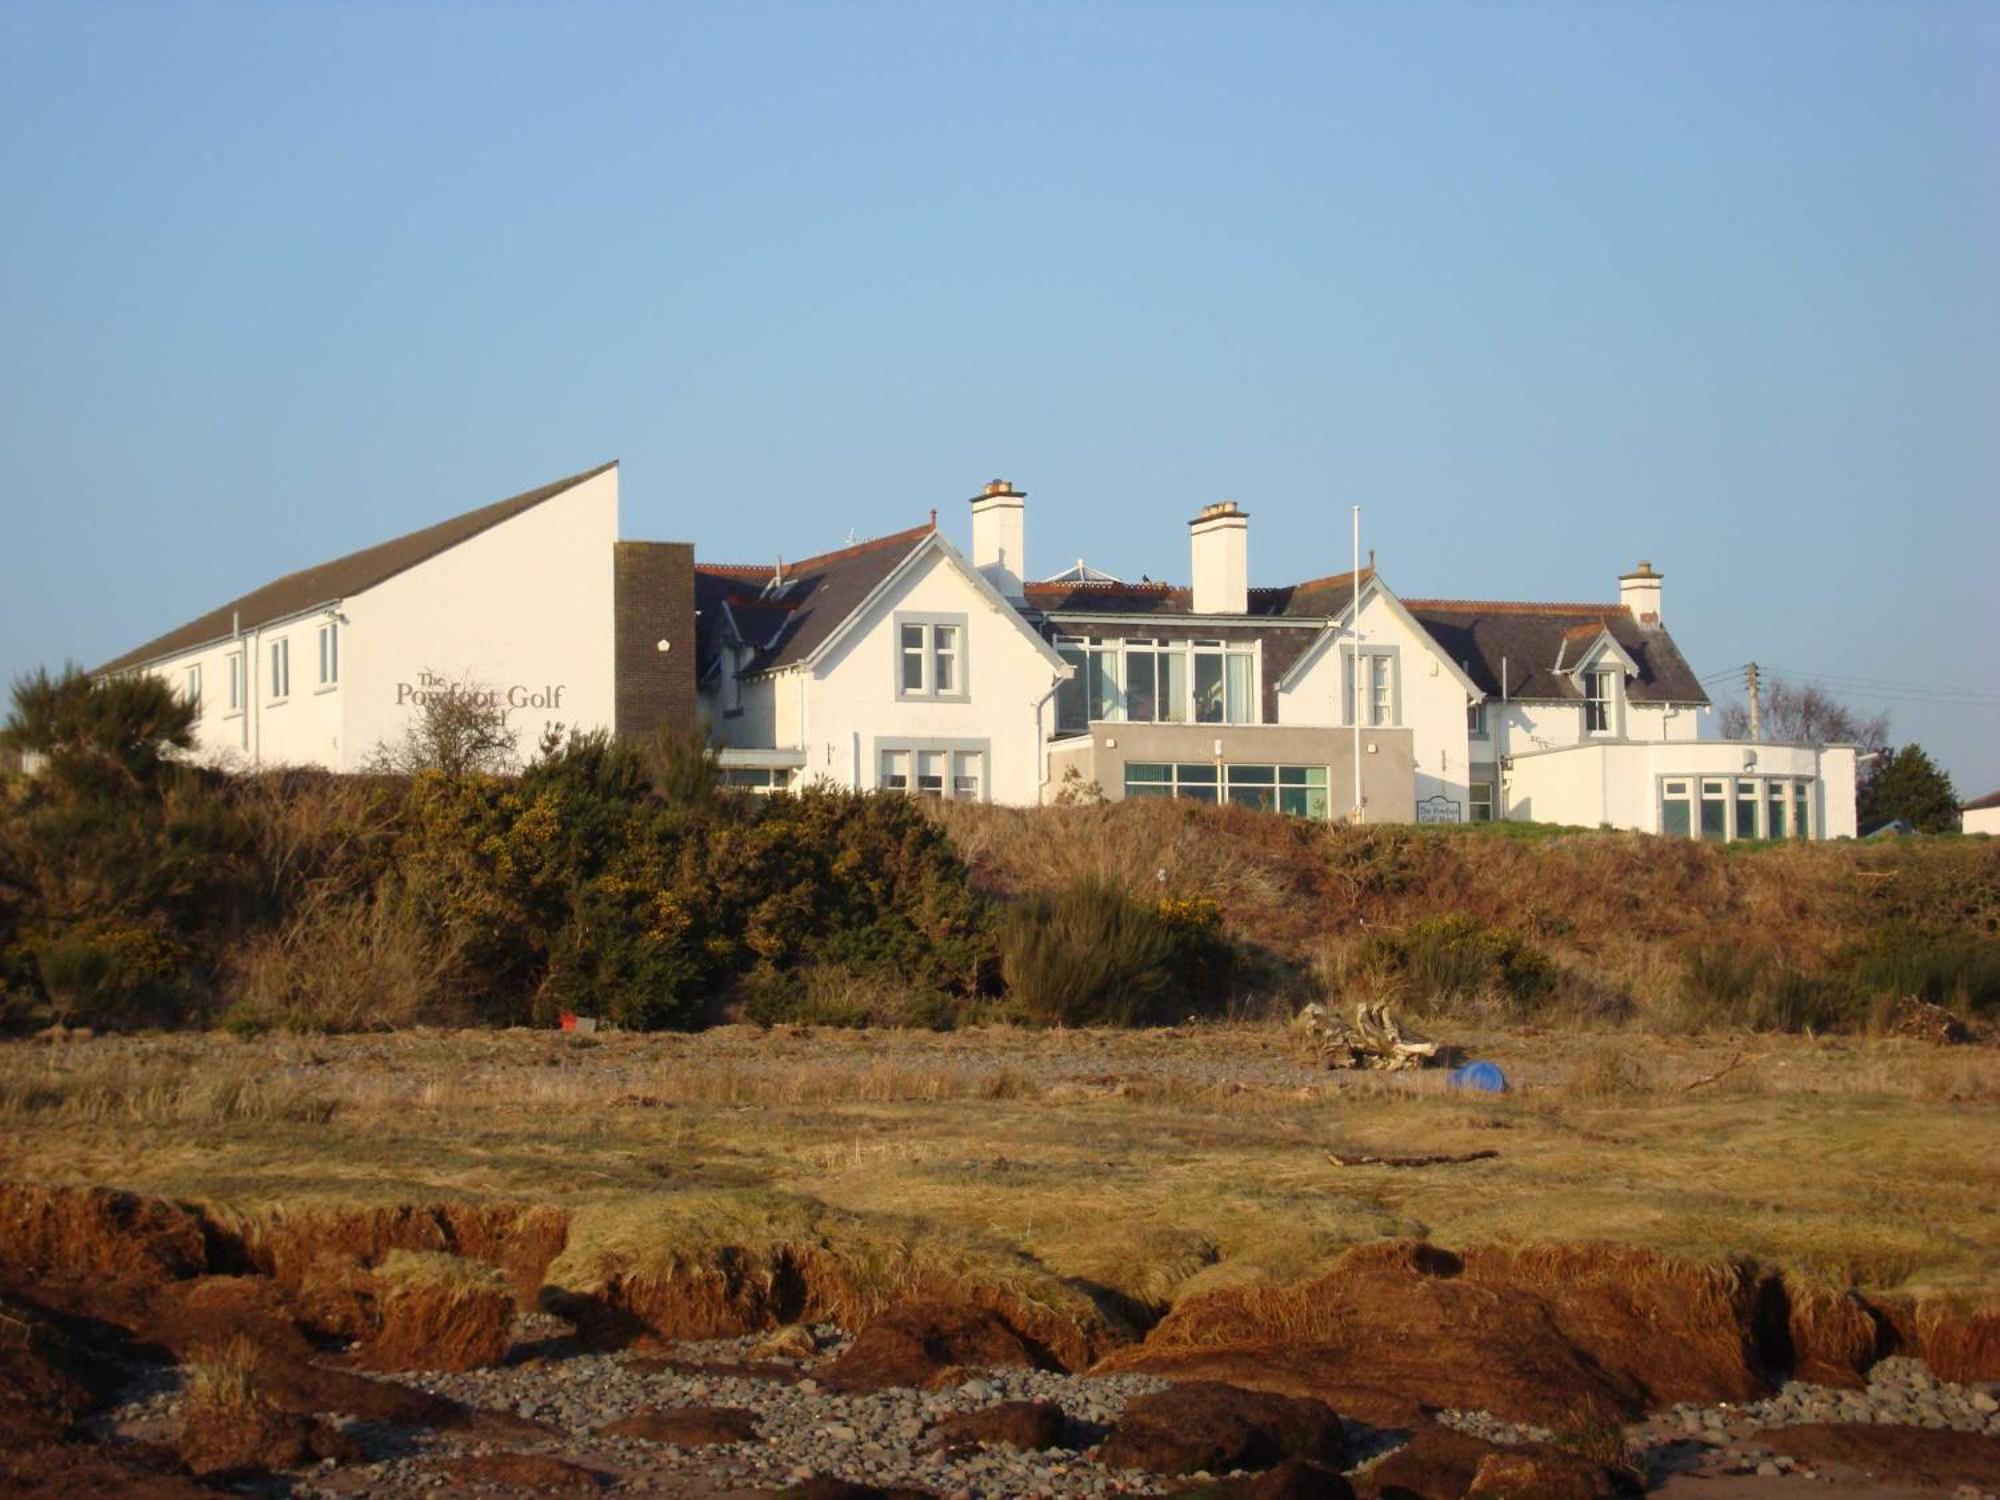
1325, 1150, 1500, 1169
1294, 1001, 1439, 1072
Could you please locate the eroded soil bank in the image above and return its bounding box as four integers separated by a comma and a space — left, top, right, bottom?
3, 1182, 1998, 1497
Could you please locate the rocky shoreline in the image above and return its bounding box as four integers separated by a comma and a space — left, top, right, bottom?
92, 1315, 2000, 1498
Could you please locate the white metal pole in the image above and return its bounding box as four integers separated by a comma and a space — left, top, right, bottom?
1351, 504, 1363, 824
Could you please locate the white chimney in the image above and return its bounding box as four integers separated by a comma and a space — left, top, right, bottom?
969, 479, 1026, 599
1190, 501, 1249, 615
1619, 560, 1663, 625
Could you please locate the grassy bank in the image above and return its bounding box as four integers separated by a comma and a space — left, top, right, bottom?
2, 1025, 1995, 1318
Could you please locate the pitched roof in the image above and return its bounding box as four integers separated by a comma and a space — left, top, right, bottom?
1402, 599, 1708, 705
695, 523, 934, 675
1023, 568, 1369, 620
1963, 788, 2000, 813
99, 462, 617, 674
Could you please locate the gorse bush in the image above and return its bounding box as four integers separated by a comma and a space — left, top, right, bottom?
999, 878, 1233, 1026
1356, 913, 1554, 1020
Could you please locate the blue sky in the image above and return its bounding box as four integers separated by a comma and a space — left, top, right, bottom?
3, 3, 1995, 791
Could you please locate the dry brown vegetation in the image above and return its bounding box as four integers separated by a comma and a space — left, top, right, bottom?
1, 1024, 1994, 1357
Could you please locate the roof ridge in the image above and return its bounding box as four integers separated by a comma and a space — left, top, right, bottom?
1404, 599, 1631, 617
700, 522, 934, 582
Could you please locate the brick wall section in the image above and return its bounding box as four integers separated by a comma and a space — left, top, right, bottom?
613, 541, 697, 742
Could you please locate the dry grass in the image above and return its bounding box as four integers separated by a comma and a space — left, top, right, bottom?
1, 1025, 1995, 1326
184, 1332, 260, 1419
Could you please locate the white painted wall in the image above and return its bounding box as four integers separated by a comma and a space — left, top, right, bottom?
784, 542, 1064, 804
341, 467, 618, 770
1505, 740, 1855, 839
1278, 590, 1475, 819
144, 466, 618, 772
1965, 804, 2000, 836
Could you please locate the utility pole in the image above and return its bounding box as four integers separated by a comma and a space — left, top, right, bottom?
1746, 662, 1762, 743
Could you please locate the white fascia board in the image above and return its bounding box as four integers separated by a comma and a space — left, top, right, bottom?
1041, 612, 1323, 630
1573, 630, 1641, 679
802, 532, 1070, 674
1277, 578, 1484, 699
715, 746, 809, 769
102, 598, 346, 679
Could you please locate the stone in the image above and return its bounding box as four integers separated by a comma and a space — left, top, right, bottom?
929, 1401, 1067, 1453
596, 1406, 762, 1445
1099, 1382, 1345, 1477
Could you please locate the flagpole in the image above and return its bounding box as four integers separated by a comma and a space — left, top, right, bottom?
1352, 504, 1364, 824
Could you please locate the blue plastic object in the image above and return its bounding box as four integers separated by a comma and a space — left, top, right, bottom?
1447, 1060, 1509, 1093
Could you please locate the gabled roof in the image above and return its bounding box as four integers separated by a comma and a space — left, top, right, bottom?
1402, 599, 1707, 705
1023, 567, 1370, 620
99, 461, 617, 674
1963, 788, 2000, 813
695, 523, 934, 675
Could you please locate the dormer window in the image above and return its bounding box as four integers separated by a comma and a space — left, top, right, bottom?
1584, 667, 1615, 734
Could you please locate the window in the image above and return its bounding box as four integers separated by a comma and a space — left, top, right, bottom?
1467, 701, 1488, 737
1088, 642, 1121, 722
1056, 640, 1087, 733
184, 664, 202, 716
721, 767, 787, 795
1584, 668, 1615, 734
932, 625, 958, 694
1469, 780, 1494, 822
895, 615, 968, 700
226, 653, 243, 713
1766, 781, 1788, 839
1735, 779, 1760, 839
1124, 762, 1329, 818
1793, 783, 1811, 840
1127, 640, 1189, 724
1699, 779, 1727, 841
880, 749, 910, 792
317, 621, 339, 687
1343, 649, 1398, 727
951, 750, 983, 800
1661, 779, 1692, 838
269, 639, 289, 701
880, 744, 983, 800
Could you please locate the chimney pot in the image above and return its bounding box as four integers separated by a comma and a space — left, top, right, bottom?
1619, 560, 1664, 624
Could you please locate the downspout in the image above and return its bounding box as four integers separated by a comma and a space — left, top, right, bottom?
1033, 672, 1062, 802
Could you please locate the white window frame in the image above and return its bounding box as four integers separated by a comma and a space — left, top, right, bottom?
1469, 780, 1494, 822
1341, 646, 1401, 728
226, 652, 243, 715
316, 621, 339, 689
184, 664, 203, 717
892, 613, 970, 703
1584, 667, 1617, 735
1467, 700, 1488, 737
268, 638, 290, 703
876, 738, 988, 801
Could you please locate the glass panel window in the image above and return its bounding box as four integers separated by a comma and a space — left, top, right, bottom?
1056, 642, 1087, 733
269, 639, 289, 700
1793, 783, 1811, 840
1699, 779, 1727, 841
1468, 701, 1487, 737
317, 621, 339, 686
1225, 763, 1276, 812
1124, 762, 1173, 799
932, 625, 958, 694
1088, 645, 1121, 722
1735, 779, 1760, 839
880, 749, 910, 792
227, 653, 243, 712
951, 750, 982, 801
1661, 779, 1692, 838
722, 768, 785, 794
1160, 648, 1188, 723
1125, 648, 1157, 723
1225, 653, 1253, 724
1278, 765, 1331, 820
1469, 780, 1494, 822
901, 625, 926, 693
1193, 652, 1224, 724
915, 750, 945, 798
185, 665, 202, 715
1585, 668, 1614, 733
1767, 782, 1788, 839
1369, 656, 1392, 727
1175, 762, 1219, 803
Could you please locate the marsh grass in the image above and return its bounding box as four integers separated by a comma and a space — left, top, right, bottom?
184, 1333, 260, 1420
1, 1025, 1995, 1321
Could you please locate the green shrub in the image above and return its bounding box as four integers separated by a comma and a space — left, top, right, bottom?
1839, 923, 2000, 1018
1357, 913, 1553, 1019
1675, 943, 1865, 1033
999, 878, 1233, 1026
736, 961, 962, 1030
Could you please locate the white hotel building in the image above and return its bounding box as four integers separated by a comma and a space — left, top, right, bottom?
99, 465, 1856, 840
